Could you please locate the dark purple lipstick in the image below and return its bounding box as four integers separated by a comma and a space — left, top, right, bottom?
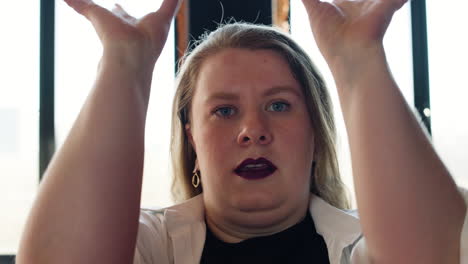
234, 157, 277, 180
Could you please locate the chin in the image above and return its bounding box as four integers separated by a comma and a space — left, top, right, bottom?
230, 190, 309, 223
229, 199, 294, 230
231, 193, 285, 214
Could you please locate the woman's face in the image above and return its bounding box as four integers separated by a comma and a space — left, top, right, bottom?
187, 48, 315, 228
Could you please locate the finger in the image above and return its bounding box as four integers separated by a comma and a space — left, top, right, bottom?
64, 0, 111, 22
301, 0, 322, 17
380, 0, 409, 12
302, 0, 341, 26
302, 0, 340, 22
393, 0, 409, 11
68, 2, 121, 42
64, 0, 96, 15
157, 0, 183, 21
112, 4, 137, 23
373, 0, 408, 25
302, 0, 321, 8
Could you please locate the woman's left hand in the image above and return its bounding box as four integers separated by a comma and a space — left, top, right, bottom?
302, 2, 467, 263
302, 0, 408, 65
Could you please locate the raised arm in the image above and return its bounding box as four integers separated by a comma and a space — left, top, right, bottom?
302, 0, 466, 263
16, 1, 180, 263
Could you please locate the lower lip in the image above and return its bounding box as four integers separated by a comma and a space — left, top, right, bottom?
235, 168, 276, 180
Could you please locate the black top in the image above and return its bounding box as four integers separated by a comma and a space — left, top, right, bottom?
200, 212, 330, 264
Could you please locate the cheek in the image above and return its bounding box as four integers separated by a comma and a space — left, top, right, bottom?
276, 114, 314, 146
195, 123, 236, 169
275, 117, 315, 174
194, 125, 238, 197
200, 123, 233, 147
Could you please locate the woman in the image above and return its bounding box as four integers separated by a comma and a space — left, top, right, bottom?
17, 0, 467, 263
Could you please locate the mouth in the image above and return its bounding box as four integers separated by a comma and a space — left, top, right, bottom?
234, 157, 277, 180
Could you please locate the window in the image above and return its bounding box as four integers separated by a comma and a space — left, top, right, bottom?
3, 1, 466, 258
0, 2, 40, 255
427, 2, 468, 188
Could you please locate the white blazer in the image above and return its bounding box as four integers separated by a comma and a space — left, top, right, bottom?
133, 189, 468, 264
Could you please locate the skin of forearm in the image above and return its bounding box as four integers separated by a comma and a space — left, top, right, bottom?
330, 46, 466, 263
16, 55, 154, 264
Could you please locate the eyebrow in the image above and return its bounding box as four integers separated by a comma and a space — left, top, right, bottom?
206, 86, 301, 102
263, 86, 302, 98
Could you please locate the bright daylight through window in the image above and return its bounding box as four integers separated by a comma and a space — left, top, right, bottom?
1, 0, 467, 257
0, 2, 40, 256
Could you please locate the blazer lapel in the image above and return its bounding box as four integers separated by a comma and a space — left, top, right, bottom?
309, 194, 362, 264
165, 195, 206, 264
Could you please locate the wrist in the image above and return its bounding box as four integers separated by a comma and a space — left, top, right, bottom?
100, 50, 155, 83
97, 52, 156, 104
327, 44, 388, 89
101, 45, 156, 73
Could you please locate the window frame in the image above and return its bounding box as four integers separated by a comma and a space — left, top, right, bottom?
1, 0, 431, 260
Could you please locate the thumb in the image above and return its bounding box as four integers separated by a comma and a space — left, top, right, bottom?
301, 0, 322, 17
63, 0, 106, 20
65, 0, 122, 43
63, 0, 94, 15
391, 0, 409, 11
378, 0, 409, 14
157, 0, 183, 22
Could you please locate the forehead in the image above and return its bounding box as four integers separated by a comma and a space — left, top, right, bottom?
195, 48, 302, 97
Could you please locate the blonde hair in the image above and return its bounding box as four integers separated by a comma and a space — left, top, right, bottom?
170, 23, 351, 210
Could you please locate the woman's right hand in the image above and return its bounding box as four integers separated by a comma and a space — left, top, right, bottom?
302, 0, 407, 69
64, 0, 181, 68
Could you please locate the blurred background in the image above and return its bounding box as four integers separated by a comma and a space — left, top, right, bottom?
1, 0, 467, 260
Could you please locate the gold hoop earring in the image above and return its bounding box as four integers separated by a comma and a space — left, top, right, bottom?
192, 171, 200, 188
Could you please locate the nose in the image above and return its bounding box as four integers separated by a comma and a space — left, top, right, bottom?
236, 112, 273, 146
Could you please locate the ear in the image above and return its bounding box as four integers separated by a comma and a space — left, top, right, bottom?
185, 123, 196, 151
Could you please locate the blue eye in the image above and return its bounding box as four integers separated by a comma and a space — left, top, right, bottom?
215, 106, 236, 118
268, 102, 290, 112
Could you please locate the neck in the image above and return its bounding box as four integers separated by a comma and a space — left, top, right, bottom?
204, 199, 309, 243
